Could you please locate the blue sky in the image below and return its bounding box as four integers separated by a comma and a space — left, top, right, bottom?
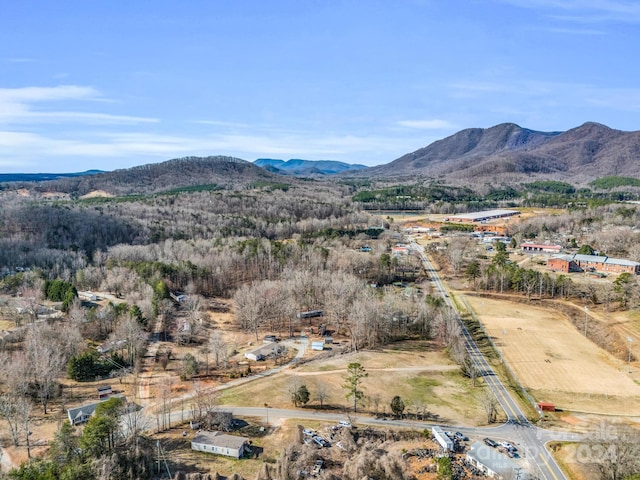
1, 0, 640, 173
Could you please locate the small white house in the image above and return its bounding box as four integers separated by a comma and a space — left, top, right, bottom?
311, 341, 325, 351
191, 431, 249, 459
244, 342, 283, 361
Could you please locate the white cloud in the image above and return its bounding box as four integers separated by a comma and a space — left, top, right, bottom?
397, 119, 456, 129
0, 85, 99, 102
498, 0, 640, 23
4, 111, 158, 125
192, 120, 252, 128
0, 85, 158, 126
543, 26, 605, 34
0, 127, 416, 168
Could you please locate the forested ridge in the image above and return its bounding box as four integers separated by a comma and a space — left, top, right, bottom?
1, 156, 277, 196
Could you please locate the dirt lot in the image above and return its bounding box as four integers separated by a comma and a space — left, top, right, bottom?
463, 295, 640, 415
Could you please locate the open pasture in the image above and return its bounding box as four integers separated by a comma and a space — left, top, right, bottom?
464, 295, 640, 415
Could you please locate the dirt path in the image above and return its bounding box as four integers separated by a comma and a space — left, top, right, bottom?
283, 365, 459, 376
137, 313, 168, 407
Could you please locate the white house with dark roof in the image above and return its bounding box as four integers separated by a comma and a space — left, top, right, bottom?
67, 394, 126, 426
191, 431, 250, 458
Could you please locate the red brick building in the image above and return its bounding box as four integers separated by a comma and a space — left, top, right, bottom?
548, 254, 640, 275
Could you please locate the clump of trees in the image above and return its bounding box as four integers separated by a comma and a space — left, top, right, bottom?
234, 266, 447, 352
43, 278, 77, 311
67, 350, 127, 382
290, 384, 310, 407
581, 423, 640, 480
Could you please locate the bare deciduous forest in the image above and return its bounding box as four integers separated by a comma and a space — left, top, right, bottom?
1, 160, 640, 480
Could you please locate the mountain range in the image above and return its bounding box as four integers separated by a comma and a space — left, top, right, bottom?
365, 122, 640, 184
254, 158, 368, 175
3, 122, 639, 195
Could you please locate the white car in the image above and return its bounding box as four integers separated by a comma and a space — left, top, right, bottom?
500, 441, 516, 451
339, 421, 352, 428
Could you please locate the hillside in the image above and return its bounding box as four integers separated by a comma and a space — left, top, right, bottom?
254, 158, 368, 175
361, 122, 640, 184
7, 156, 279, 196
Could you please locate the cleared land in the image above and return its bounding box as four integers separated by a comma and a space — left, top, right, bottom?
219, 341, 489, 426
463, 295, 640, 415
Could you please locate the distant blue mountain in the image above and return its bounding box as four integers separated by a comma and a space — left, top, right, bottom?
0, 170, 104, 183
254, 158, 368, 175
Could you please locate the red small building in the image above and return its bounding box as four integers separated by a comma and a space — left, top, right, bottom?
537, 402, 555, 412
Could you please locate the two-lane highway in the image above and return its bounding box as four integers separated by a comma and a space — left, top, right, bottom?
409, 240, 567, 480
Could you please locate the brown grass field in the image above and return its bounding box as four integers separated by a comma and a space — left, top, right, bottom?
219, 341, 489, 427
463, 295, 640, 415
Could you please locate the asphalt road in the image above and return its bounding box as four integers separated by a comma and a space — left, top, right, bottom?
409, 240, 570, 480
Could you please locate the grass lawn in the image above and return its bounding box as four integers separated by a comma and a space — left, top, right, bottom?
220, 340, 489, 426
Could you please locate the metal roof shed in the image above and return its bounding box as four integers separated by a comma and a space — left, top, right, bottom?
432, 426, 453, 451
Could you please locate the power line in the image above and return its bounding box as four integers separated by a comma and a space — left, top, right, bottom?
156, 440, 172, 479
